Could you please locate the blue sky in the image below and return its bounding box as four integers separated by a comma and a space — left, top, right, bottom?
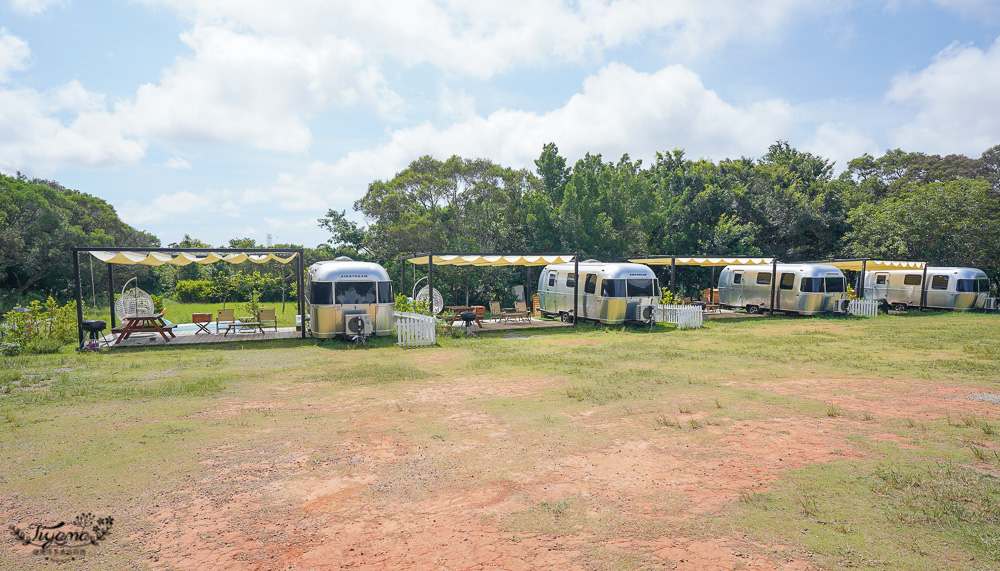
2, 0, 999, 248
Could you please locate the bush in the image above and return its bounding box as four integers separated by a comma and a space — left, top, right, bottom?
174, 280, 215, 303
0, 297, 76, 355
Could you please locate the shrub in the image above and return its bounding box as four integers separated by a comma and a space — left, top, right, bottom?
0, 297, 76, 355
174, 280, 215, 303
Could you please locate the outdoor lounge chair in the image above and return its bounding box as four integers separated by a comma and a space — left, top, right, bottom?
216, 308, 235, 333
258, 307, 277, 331
512, 301, 531, 322
489, 301, 504, 322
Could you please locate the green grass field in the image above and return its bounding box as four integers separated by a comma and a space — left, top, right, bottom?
1, 311, 998, 569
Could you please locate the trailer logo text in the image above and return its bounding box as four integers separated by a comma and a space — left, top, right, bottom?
8, 513, 113, 559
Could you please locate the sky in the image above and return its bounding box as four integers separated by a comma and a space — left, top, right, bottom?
2, 0, 1000, 249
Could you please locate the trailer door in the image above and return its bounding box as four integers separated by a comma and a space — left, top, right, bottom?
731, 271, 745, 306
873, 273, 889, 300
926, 274, 950, 308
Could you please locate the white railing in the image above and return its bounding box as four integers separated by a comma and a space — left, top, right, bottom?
848, 299, 879, 317
394, 311, 436, 347
655, 305, 704, 329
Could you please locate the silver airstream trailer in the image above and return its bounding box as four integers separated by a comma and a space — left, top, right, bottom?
718, 263, 848, 315
306, 257, 394, 339
864, 267, 990, 311
537, 261, 658, 325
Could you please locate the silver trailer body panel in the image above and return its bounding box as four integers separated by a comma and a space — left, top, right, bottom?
717, 264, 848, 315
864, 267, 989, 310
537, 262, 658, 325
306, 259, 394, 338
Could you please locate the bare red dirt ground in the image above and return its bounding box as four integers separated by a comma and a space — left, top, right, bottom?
118, 366, 998, 571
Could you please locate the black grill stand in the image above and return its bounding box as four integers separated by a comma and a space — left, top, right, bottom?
79, 320, 109, 351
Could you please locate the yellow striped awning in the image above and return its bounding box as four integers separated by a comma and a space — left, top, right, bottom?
88, 251, 298, 266
628, 256, 774, 266
405, 254, 575, 266
822, 260, 925, 271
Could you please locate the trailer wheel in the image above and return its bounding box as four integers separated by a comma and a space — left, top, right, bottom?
560, 312, 571, 322
891, 303, 907, 312
746, 305, 760, 314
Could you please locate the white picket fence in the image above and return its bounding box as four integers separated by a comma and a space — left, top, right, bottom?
394, 311, 436, 347
847, 299, 879, 317
655, 304, 704, 329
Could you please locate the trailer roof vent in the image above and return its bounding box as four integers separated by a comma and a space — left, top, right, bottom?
334, 256, 353, 262
583, 259, 600, 263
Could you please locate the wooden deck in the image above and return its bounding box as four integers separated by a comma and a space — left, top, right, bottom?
107, 326, 303, 348
447, 316, 572, 333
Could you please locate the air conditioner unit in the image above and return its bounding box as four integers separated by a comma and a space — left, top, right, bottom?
832, 299, 851, 314
345, 314, 373, 336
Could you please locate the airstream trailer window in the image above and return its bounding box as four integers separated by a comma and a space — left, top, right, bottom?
311, 281, 333, 305
601, 279, 625, 297
779, 273, 794, 290
931, 275, 949, 290
566, 273, 576, 287
800, 278, 824, 293
733, 273, 743, 284
979, 278, 991, 293
584, 274, 597, 294
335, 282, 377, 304
377, 281, 393, 303
756, 272, 772, 285
548, 272, 556, 287
903, 274, 922, 286
875, 274, 887, 285
957, 279, 977, 293
627, 278, 656, 297
825, 277, 846, 293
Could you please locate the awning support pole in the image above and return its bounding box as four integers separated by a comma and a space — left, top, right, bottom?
919, 265, 929, 311
573, 254, 579, 325
298, 250, 306, 339
859, 260, 867, 300
670, 258, 676, 294
74, 250, 84, 349
769, 259, 777, 316
428, 253, 435, 314
401, 259, 406, 303
107, 262, 116, 328
710, 267, 715, 304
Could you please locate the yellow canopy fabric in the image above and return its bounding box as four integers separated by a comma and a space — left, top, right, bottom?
405, 254, 575, 266
89, 251, 298, 266
628, 256, 774, 267
823, 260, 925, 271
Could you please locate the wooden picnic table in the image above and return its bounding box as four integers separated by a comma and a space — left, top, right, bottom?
112, 312, 176, 344
444, 306, 484, 328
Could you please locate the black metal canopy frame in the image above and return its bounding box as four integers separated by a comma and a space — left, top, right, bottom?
71, 247, 307, 347
396, 252, 580, 325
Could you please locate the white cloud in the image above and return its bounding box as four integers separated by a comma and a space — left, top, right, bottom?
8, 0, 64, 16
887, 37, 1000, 155
113, 25, 399, 152
141, 0, 833, 77
0, 29, 30, 83
0, 85, 146, 173
325, 63, 793, 183
118, 189, 240, 226
163, 157, 192, 169
802, 122, 880, 170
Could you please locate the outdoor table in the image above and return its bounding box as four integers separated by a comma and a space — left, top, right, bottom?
113, 312, 176, 344
224, 319, 264, 336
